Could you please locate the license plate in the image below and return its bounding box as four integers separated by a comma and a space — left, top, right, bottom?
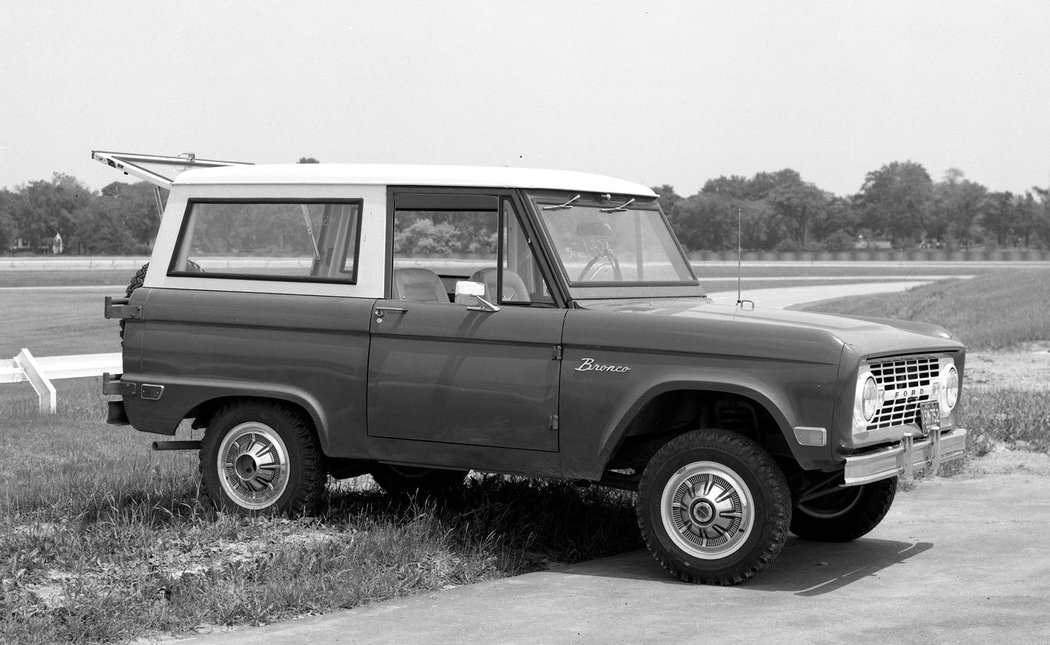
920, 401, 941, 434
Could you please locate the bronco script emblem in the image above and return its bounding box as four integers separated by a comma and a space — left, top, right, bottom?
575, 357, 631, 373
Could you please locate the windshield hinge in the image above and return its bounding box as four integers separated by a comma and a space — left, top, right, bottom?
542, 194, 581, 211
548, 414, 560, 431
553, 345, 563, 361
599, 197, 635, 213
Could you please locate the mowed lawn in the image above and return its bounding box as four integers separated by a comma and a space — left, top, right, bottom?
0, 289, 120, 358
799, 267, 1050, 352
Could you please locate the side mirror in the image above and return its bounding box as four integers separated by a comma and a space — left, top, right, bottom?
455, 280, 485, 300
454, 280, 500, 313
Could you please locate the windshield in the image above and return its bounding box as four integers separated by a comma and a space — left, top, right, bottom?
532, 195, 697, 287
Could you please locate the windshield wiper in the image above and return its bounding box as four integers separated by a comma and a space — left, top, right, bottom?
542, 194, 581, 211
599, 197, 635, 213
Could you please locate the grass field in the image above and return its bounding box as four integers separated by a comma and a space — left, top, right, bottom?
1, 264, 1047, 643
0, 380, 640, 643
0, 271, 131, 289
799, 268, 1050, 351
0, 289, 119, 358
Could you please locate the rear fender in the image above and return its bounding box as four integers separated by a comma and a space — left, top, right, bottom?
122, 374, 333, 451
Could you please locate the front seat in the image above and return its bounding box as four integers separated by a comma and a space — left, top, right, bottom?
469, 268, 530, 302
391, 268, 448, 302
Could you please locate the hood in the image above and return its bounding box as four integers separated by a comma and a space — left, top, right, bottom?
576, 297, 963, 359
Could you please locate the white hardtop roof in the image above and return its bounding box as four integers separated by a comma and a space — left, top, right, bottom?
174, 163, 657, 197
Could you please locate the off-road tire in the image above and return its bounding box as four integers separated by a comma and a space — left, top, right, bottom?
124, 262, 150, 298
200, 401, 325, 516
119, 263, 150, 339
636, 430, 791, 585
370, 464, 468, 497
791, 477, 897, 542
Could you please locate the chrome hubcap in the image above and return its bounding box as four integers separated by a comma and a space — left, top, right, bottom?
660, 461, 755, 560
217, 422, 290, 510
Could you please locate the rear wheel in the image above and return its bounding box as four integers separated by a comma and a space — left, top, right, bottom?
370, 464, 468, 496
200, 401, 325, 516
791, 477, 897, 542
636, 430, 791, 585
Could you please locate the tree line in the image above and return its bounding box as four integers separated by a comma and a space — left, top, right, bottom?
2, 161, 1050, 255
0, 175, 160, 255
657, 161, 1050, 252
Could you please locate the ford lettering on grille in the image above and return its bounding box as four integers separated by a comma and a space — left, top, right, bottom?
867, 356, 939, 430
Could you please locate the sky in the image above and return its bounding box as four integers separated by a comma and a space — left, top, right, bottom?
2, 1, 1049, 198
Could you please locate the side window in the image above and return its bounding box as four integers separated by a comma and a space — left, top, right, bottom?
391, 194, 498, 302
172, 200, 362, 282
389, 193, 554, 305
500, 198, 554, 305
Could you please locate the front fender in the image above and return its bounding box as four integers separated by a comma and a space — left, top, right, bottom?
558, 348, 843, 480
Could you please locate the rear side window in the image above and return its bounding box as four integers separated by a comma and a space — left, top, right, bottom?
170, 200, 362, 283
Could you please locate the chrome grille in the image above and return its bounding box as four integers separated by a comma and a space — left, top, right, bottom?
867, 356, 939, 430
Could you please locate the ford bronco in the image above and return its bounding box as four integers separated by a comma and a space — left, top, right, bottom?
97, 151, 967, 585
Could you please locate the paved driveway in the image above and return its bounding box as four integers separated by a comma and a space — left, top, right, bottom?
172, 470, 1050, 644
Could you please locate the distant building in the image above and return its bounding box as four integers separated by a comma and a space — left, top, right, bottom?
853, 235, 892, 250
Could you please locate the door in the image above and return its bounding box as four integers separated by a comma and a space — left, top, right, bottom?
367, 191, 564, 452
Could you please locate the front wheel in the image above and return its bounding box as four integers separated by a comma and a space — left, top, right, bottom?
636, 430, 791, 585
200, 401, 326, 516
791, 477, 897, 542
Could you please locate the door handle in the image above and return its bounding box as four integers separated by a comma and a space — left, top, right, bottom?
374, 306, 408, 318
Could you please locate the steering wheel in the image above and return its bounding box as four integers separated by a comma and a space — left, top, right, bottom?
577, 251, 622, 281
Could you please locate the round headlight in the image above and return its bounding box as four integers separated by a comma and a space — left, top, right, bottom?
942, 365, 959, 412
862, 376, 879, 422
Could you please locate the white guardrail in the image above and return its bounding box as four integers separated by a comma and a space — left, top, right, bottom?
0, 349, 121, 413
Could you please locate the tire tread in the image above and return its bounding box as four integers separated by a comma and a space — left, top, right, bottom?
636, 430, 791, 585
199, 400, 325, 516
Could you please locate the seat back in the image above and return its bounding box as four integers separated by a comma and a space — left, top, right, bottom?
469, 268, 530, 302
391, 268, 448, 302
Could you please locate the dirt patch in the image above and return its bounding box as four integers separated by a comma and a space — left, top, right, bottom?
965, 342, 1050, 391
19, 526, 348, 611
969, 444, 1050, 476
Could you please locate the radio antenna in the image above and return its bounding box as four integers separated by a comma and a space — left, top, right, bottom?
736, 208, 753, 310
736, 207, 743, 306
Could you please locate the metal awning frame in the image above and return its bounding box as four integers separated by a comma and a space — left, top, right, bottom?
91, 150, 253, 190
92, 150, 253, 214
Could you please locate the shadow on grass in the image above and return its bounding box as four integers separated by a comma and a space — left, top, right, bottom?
322, 476, 643, 571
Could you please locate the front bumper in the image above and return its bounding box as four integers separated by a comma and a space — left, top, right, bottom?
844, 428, 967, 486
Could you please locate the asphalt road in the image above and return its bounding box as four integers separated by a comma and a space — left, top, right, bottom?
706, 281, 935, 309
171, 469, 1050, 644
